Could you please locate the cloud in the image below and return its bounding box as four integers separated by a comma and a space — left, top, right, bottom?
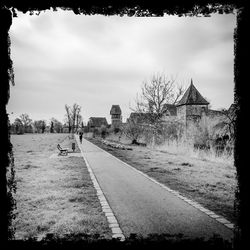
7, 10, 236, 123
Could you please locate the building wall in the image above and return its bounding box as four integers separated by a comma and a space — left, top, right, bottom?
185, 105, 208, 131
200, 109, 208, 130
177, 105, 186, 125
207, 109, 224, 119
112, 119, 122, 128
111, 115, 122, 129
186, 104, 208, 117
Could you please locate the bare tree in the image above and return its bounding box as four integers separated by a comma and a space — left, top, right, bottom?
213, 105, 237, 141
64, 103, 82, 133
133, 73, 184, 125
41, 121, 46, 133
72, 104, 81, 132
50, 118, 63, 133
76, 114, 83, 132
65, 105, 72, 133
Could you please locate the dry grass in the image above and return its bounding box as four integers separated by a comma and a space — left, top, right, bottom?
153, 140, 234, 165
88, 135, 237, 224
11, 133, 112, 240
105, 133, 132, 144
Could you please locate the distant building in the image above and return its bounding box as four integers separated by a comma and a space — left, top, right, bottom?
87, 117, 108, 130
175, 79, 210, 128
161, 80, 230, 128
110, 105, 122, 129
127, 112, 153, 124
127, 79, 231, 135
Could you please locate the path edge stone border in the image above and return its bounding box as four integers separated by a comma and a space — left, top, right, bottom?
75, 135, 125, 241
86, 137, 235, 232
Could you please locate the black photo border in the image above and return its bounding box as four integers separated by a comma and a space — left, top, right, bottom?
0, 0, 248, 249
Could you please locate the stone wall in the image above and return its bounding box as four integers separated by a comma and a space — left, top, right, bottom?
186, 104, 208, 117
111, 117, 122, 129
176, 105, 186, 124
184, 105, 208, 131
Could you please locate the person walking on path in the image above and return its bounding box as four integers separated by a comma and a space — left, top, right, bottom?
79, 131, 83, 144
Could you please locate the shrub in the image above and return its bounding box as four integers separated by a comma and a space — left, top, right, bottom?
123, 120, 145, 144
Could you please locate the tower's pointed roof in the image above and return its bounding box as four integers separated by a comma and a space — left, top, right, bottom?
177, 79, 209, 106
110, 105, 121, 115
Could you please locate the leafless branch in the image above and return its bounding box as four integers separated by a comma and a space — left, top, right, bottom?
131, 73, 184, 127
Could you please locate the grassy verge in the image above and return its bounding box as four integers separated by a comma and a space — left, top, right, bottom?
11, 133, 112, 240
86, 135, 237, 224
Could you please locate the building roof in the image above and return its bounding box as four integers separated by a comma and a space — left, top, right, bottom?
110, 105, 122, 115
207, 109, 224, 117
127, 112, 157, 124
88, 117, 108, 127
177, 79, 209, 106
162, 104, 177, 116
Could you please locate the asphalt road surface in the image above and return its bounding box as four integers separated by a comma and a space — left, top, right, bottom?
77, 137, 233, 241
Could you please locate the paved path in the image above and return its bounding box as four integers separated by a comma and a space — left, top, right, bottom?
77, 137, 233, 241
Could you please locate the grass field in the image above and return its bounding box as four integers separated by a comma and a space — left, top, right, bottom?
11, 133, 112, 240
87, 135, 237, 224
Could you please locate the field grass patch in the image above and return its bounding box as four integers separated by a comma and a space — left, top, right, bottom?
11, 134, 112, 240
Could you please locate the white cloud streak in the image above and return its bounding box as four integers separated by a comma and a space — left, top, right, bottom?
7, 10, 236, 123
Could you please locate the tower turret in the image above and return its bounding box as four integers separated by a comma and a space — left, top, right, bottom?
176, 79, 209, 128
110, 105, 122, 129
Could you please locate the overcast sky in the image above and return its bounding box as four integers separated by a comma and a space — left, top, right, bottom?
7, 9, 236, 124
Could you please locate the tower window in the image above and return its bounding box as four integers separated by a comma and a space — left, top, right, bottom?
112, 114, 120, 119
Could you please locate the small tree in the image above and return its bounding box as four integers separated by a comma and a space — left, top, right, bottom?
213, 107, 237, 141
34, 120, 46, 133
70, 103, 81, 133
65, 105, 72, 133
19, 113, 32, 133
123, 119, 145, 144
93, 128, 99, 138
50, 118, 63, 133
76, 113, 82, 132
41, 121, 46, 133
13, 118, 24, 134
50, 121, 54, 133
206, 105, 237, 155
100, 125, 107, 139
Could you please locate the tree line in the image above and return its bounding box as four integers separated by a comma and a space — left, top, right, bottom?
10, 73, 236, 152
10, 114, 64, 134
10, 103, 84, 134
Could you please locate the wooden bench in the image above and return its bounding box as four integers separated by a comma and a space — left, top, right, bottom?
57, 144, 68, 156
